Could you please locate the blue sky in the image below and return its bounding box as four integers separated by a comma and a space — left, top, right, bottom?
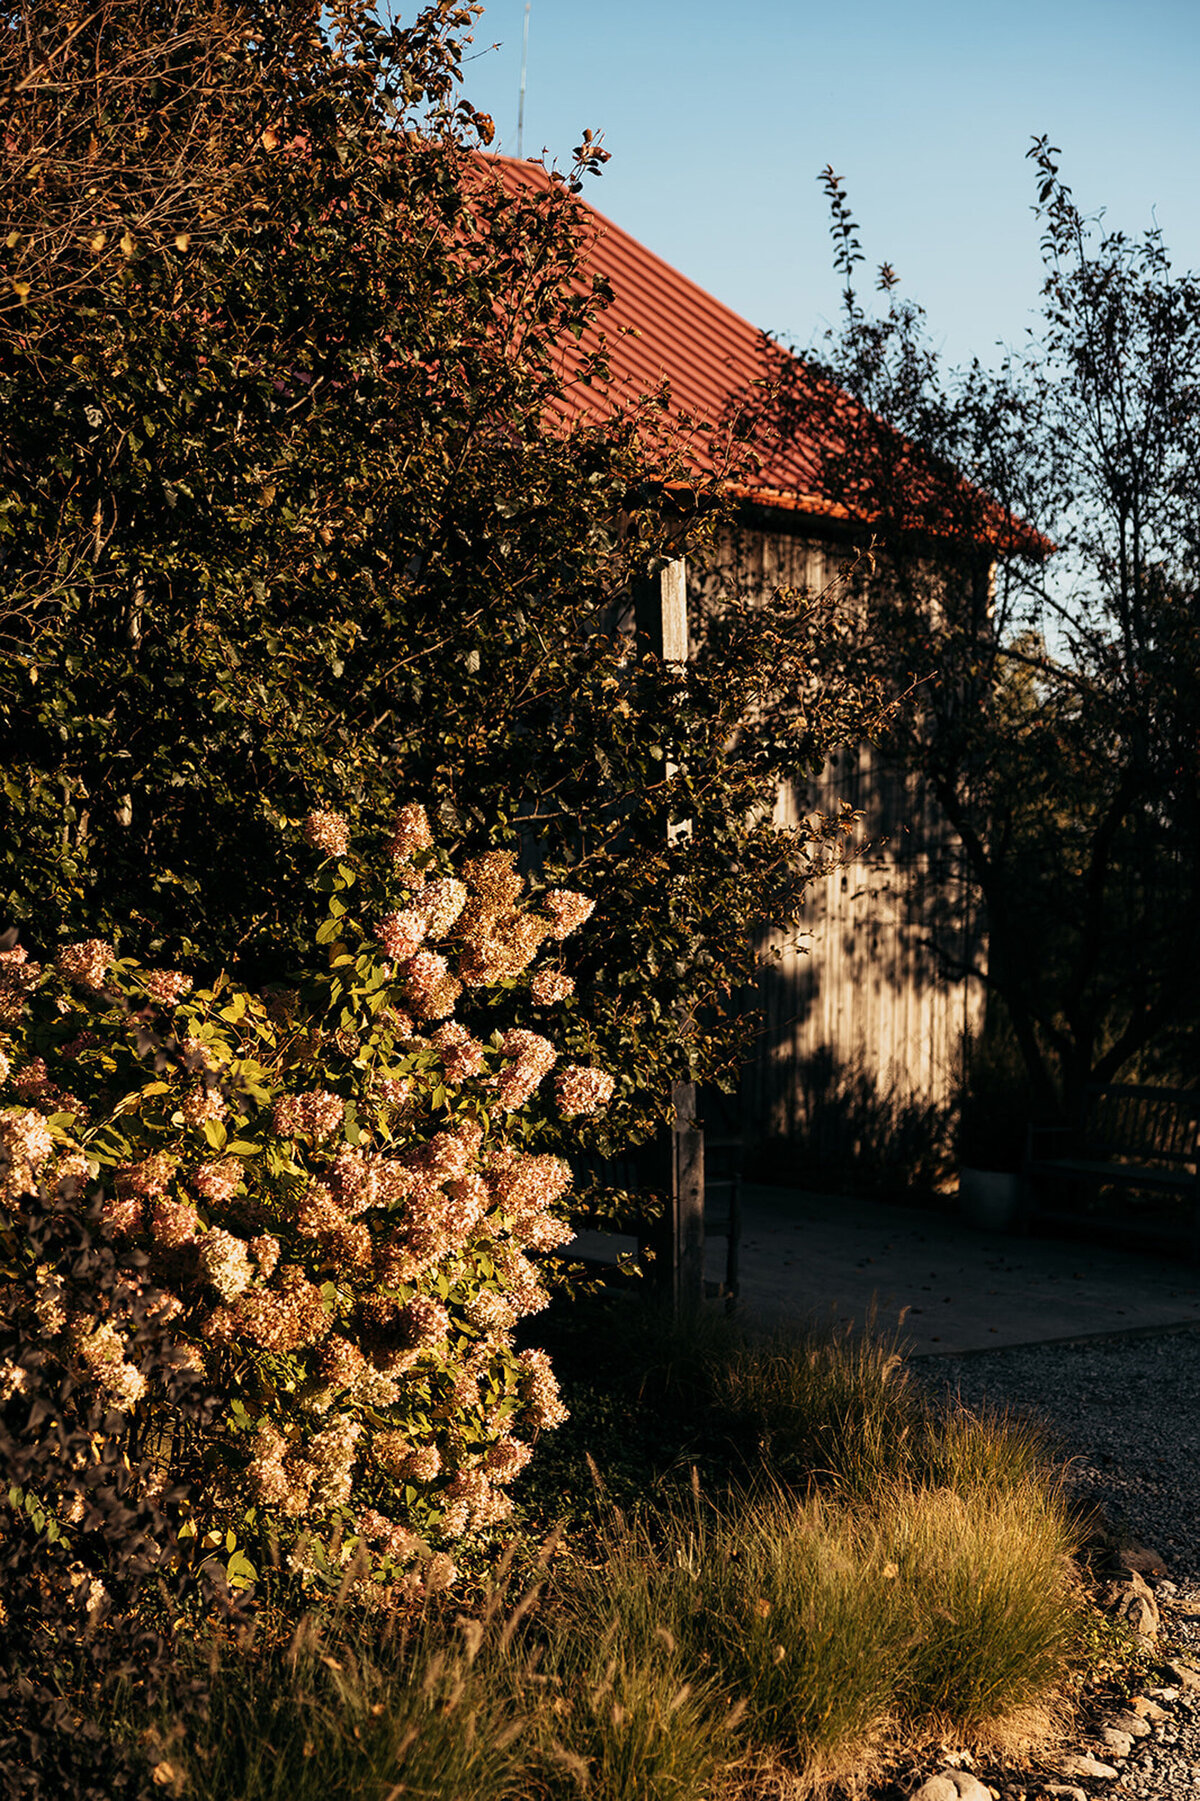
458, 0, 1200, 369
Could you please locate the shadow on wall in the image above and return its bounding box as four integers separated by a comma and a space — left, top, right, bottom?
745, 1044, 956, 1204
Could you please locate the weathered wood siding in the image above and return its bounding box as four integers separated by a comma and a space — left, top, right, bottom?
694, 516, 985, 1169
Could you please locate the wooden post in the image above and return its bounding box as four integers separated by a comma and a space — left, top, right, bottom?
671, 1079, 705, 1312
637, 557, 705, 1311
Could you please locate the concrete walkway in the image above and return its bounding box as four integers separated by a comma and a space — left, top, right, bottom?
567, 1182, 1200, 1356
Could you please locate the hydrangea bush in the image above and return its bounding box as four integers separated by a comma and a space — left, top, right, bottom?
0, 805, 612, 1595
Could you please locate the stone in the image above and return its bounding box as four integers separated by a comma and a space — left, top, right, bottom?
1164, 1658, 1200, 1691
911, 1773, 993, 1801
910, 1779, 960, 1801
1130, 1695, 1169, 1721
1098, 1727, 1132, 1756
1106, 1706, 1153, 1735
1058, 1752, 1120, 1779
1103, 1570, 1160, 1638
1036, 1787, 1087, 1801
1118, 1544, 1170, 1580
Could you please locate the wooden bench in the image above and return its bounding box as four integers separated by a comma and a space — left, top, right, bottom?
1023, 1083, 1200, 1248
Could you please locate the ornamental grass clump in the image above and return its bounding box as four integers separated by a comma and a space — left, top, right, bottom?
883, 1477, 1084, 1736
0, 804, 612, 1599
705, 1316, 920, 1497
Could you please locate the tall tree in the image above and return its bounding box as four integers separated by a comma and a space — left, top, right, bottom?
763, 142, 1200, 1116
0, 0, 881, 1153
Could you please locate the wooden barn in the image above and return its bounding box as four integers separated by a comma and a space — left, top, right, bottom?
494, 156, 990, 1185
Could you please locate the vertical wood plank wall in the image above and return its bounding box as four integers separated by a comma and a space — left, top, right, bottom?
696, 519, 986, 1166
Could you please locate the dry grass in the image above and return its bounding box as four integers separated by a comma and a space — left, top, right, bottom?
170, 1311, 1090, 1801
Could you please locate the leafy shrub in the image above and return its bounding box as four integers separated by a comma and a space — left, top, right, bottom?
0, 805, 611, 1594
0, 1183, 237, 1801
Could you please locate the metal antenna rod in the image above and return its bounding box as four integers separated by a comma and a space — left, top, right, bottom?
516, 1, 531, 157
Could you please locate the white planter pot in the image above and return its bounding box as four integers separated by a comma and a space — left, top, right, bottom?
958, 1166, 1023, 1232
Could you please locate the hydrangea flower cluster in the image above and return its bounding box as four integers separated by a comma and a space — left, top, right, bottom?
0, 806, 611, 1601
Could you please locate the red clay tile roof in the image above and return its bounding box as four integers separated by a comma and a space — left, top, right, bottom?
487, 154, 839, 516
485, 156, 1048, 556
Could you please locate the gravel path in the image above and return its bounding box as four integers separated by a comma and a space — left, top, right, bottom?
917, 1326, 1200, 1798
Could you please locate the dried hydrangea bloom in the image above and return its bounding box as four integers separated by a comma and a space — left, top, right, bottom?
356, 1510, 422, 1563
374, 908, 427, 962
443, 1468, 512, 1533
371, 1073, 414, 1110
442, 1173, 488, 1239
1, 1107, 55, 1198
544, 889, 595, 940
0, 1359, 27, 1402
394, 1443, 442, 1484
488, 1151, 572, 1215
465, 1287, 518, 1336
518, 1347, 569, 1428
321, 1336, 366, 1390
554, 1064, 615, 1117
388, 802, 433, 864
77, 1320, 147, 1411
401, 949, 462, 1021
181, 1083, 227, 1127
423, 1120, 483, 1180
430, 1021, 486, 1082
375, 1223, 441, 1286
200, 1227, 254, 1300
296, 1184, 373, 1268
423, 1552, 458, 1591
192, 1156, 242, 1205
491, 1246, 549, 1318
247, 1421, 292, 1507
33, 1269, 67, 1335
307, 1414, 361, 1510
400, 1295, 451, 1349
116, 1152, 177, 1198
353, 1363, 401, 1408
12, 1057, 48, 1097
226, 1266, 332, 1353
485, 1437, 534, 1483
523, 1211, 573, 1252
495, 1028, 556, 1112
457, 908, 548, 986
55, 938, 114, 990
249, 1233, 280, 1278
100, 1194, 144, 1239
420, 878, 468, 939
530, 969, 575, 1005
302, 809, 350, 857
149, 1197, 201, 1247
370, 1160, 418, 1208
144, 1288, 184, 1323
488, 1151, 573, 1249
53, 1151, 96, 1193
272, 1088, 344, 1141
0, 947, 42, 1023
461, 850, 523, 910
142, 969, 193, 1007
